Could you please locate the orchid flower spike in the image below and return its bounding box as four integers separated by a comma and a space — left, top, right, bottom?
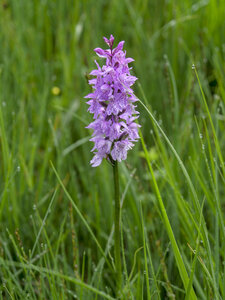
85, 35, 140, 167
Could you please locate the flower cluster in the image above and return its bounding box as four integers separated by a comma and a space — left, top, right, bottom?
85, 35, 140, 167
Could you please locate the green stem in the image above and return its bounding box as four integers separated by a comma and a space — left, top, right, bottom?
113, 161, 122, 294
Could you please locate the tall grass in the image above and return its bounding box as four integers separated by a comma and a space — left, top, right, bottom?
0, 0, 224, 299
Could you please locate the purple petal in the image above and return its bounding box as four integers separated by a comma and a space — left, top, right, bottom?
103, 35, 114, 48
94, 48, 108, 58
112, 41, 125, 55
90, 154, 103, 167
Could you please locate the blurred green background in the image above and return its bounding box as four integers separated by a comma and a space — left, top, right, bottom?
0, 0, 225, 299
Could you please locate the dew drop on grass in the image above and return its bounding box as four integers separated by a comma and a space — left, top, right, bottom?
202, 144, 205, 151
199, 133, 203, 139
17, 166, 20, 172
192, 64, 195, 70
33, 204, 36, 210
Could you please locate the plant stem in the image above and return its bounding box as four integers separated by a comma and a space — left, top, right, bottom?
113, 161, 122, 294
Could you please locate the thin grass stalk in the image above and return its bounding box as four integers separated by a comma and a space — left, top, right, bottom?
139, 131, 197, 299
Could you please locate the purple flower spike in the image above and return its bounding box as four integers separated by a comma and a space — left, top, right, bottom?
85, 35, 140, 167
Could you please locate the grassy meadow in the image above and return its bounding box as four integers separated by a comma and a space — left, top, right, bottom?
0, 0, 225, 299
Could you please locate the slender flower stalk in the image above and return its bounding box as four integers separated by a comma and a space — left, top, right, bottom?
113, 161, 122, 292
85, 35, 139, 295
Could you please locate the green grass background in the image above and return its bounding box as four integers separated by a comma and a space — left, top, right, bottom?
0, 0, 225, 299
